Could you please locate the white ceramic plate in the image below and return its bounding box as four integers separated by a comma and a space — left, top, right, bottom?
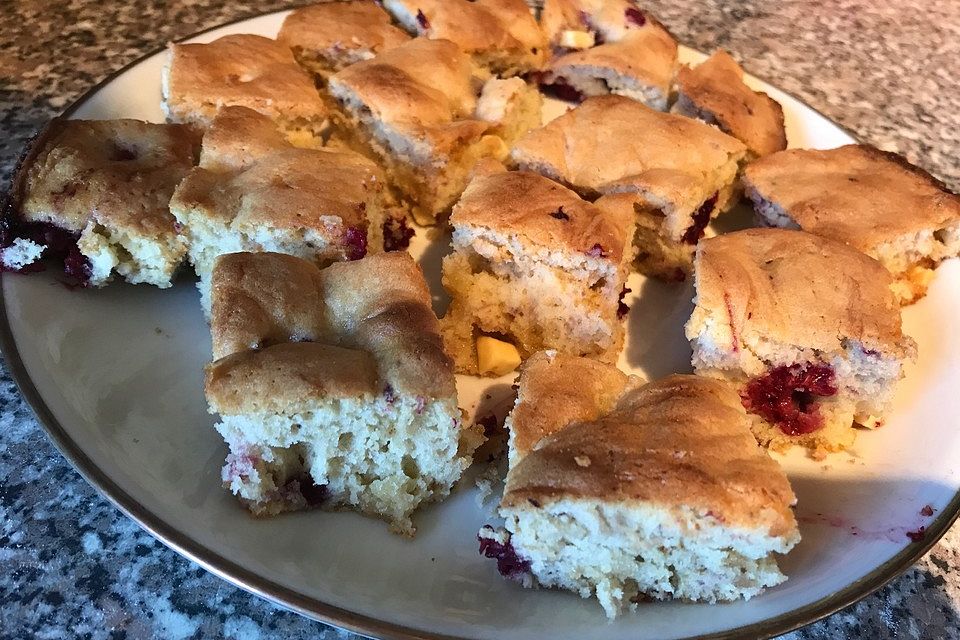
4, 10, 960, 640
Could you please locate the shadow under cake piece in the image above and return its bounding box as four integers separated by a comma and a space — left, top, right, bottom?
205, 251, 481, 535
326, 38, 511, 225
685, 228, 916, 456
1, 118, 199, 287
169, 107, 396, 314
381, 0, 546, 76
161, 34, 328, 146
277, 1, 411, 78
672, 50, 787, 159
479, 352, 799, 619
537, 7, 677, 111
440, 170, 635, 375
744, 144, 960, 305
511, 95, 747, 279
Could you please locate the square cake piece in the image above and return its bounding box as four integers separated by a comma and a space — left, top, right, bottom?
440, 170, 635, 375
685, 228, 916, 456
537, 12, 678, 111
673, 50, 787, 159
1, 118, 199, 287
169, 107, 399, 314
277, 1, 410, 78
206, 251, 481, 535
327, 37, 510, 225
381, 0, 546, 76
511, 95, 747, 278
744, 144, 960, 304
162, 34, 328, 146
479, 352, 800, 619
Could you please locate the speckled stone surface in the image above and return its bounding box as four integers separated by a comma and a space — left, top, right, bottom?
1, 1, 958, 638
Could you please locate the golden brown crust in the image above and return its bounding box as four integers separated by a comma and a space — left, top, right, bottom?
545, 24, 677, 93
198, 106, 292, 172
163, 34, 327, 125
694, 228, 909, 357
675, 51, 786, 158
277, 1, 410, 68
450, 170, 633, 263
503, 365, 798, 537
17, 118, 199, 236
540, 0, 655, 46
743, 144, 960, 250
208, 251, 455, 409
510, 95, 746, 198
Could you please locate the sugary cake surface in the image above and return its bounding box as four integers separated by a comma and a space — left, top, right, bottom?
197, 105, 294, 171
15, 118, 198, 234
503, 360, 798, 536
162, 34, 327, 126
208, 251, 455, 403
674, 50, 787, 158
277, 1, 410, 70
510, 95, 746, 202
382, 0, 546, 74
744, 144, 960, 251
449, 170, 632, 263
688, 228, 909, 359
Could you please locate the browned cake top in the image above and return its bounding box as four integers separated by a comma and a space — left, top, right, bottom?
744, 144, 960, 250
510, 95, 746, 197
164, 34, 327, 124
197, 106, 293, 172
676, 50, 787, 158
278, 1, 410, 60
503, 355, 798, 537
450, 170, 633, 263
693, 228, 910, 357
206, 252, 455, 414
540, 0, 657, 46
16, 118, 199, 237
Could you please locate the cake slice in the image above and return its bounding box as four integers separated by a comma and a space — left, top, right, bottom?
744, 144, 960, 304
685, 228, 916, 456
1, 118, 199, 287
327, 38, 510, 225
540, 0, 656, 50
277, 1, 410, 78
381, 0, 546, 76
673, 50, 787, 158
440, 170, 635, 375
537, 16, 677, 111
511, 95, 747, 278
161, 34, 328, 146
479, 352, 800, 619
169, 107, 397, 314
206, 251, 481, 535
474, 77, 544, 146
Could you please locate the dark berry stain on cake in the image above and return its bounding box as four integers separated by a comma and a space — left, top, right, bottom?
586, 243, 607, 258
382, 217, 415, 252
680, 192, 719, 245
1, 220, 90, 285
539, 79, 586, 104
416, 9, 430, 30
549, 205, 570, 221
478, 531, 531, 580
344, 226, 368, 260
617, 285, 631, 318
741, 364, 837, 436
625, 7, 647, 27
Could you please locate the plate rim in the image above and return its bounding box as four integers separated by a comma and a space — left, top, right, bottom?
2, 8, 958, 640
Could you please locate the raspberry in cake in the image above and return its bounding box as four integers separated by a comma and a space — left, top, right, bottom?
169, 107, 395, 314
673, 50, 787, 159
1, 118, 199, 287
277, 1, 411, 78
540, 0, 657, 50
479, 352, 800, 618
537, 14, 677, 111
327, 38, 511, 225
685, 228, 916, 455
161, 34, 328, 147
381, 0, 546, 76
744, 144, 960, 305
511, 95, 747, 278
206, 251, 482, 535
440, 170, 635, 375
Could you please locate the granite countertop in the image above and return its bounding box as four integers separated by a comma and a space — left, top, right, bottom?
1, 1, 958, 638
